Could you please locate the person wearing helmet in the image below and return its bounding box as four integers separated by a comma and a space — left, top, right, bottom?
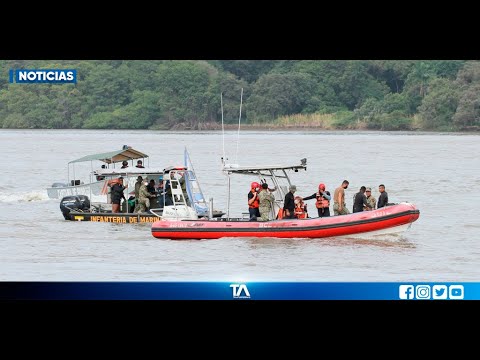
301, 183, 331, 217
247, 182, 261, 221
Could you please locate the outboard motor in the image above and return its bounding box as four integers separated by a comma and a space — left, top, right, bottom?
60, 195, 91, 220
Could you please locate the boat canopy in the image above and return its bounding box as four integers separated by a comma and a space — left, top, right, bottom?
222, 158, 307, 176
69, 147, 149, 164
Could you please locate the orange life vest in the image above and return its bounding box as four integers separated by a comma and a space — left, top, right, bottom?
294, 203, 308, 219
315, 192, 330, 209
248, 191, 259, 209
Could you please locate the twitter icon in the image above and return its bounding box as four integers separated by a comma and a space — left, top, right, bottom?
432, 285, 448, 299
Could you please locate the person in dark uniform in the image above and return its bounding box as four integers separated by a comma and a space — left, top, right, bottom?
353, 186, 372, 213
283, 185, 297, 219
121, 161, 129, 169
136, 160, 145, 168
111, 177, 127, 213
302, 183, 331, 217
377, 184, 389, 208
147, 179, 156, 195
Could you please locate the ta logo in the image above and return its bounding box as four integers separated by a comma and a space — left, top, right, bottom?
230, 284, 251, 299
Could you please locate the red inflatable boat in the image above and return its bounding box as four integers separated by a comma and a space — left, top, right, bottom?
151, 202, 420, 240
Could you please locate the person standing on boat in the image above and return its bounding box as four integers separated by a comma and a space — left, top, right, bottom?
364, 187, 376, 211
111, 177, 127, 213
247, 182, 261, 221
333, 180, 350, 216
133, 176, 143, 212
377, 184, 389, 208
283, 185, 297, 219
353, 186, 372, 213
258, 183, 276, 221
156, 176, 165, 208
121, 160, 129, 169
137, 178, 156, 213
301, 183, 331, 217
136, 160, 145, 168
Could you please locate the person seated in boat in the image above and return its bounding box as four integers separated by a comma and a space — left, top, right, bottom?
127, 196, 136, 213
353, 186, 372, 213
96, 164, 107, 181
136, 160, 145, 168
301, 183, 331, 217
247, 182, 261, 221
258, 182, 276, 221
283, 185, 297, 219
294, 196, 308, 219
137, 178, 156, 213
121, 160, 129, 169
111, 177, 127, 213
147, 179, 156, 195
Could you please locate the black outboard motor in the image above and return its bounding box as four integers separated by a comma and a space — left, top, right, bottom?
60, 195, 91, 220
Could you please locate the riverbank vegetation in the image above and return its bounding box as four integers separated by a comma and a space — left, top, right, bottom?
1, 60, 479, 131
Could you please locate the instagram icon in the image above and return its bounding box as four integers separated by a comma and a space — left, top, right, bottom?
416, 285, 431, 299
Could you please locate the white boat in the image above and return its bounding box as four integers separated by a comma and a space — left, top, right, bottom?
57, 146, 225, 222
47, 145, 162, 203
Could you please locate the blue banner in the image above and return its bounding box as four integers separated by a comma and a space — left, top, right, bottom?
9, 69, 77, 83
0, 282, 476, 300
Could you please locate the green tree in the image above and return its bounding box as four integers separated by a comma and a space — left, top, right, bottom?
247, 72, 316, 122
215, 60, 277, 83
417, 78, 459, 130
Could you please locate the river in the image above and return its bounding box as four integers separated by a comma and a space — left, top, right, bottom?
0, 129, 478, 281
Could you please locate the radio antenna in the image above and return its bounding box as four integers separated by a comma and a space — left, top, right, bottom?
221, 92, 226, 165
235, 88, 243, 165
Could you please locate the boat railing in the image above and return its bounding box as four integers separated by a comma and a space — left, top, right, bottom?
149, 208, 162, 218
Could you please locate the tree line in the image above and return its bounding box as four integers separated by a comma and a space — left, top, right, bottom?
0, 60, 479, 131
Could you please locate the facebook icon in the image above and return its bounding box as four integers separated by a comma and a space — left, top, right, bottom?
399, 285, 415, 299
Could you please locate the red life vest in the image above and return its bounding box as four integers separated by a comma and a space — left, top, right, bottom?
294, 203, 308, 219
248, 191, 259, 209
315, 192, 330, 209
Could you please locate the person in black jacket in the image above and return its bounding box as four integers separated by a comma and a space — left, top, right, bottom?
111, 177, 127, 213
377, 184, 389, 208
353, 186, 372, 213
283, 185, 297, 219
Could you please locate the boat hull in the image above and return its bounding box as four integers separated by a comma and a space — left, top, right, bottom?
67, 211, 160, 223
65, 210, 225, 223
151, 203, 420, 240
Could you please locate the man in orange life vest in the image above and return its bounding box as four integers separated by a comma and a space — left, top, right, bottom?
301, 183, 331, 217
247, 182, 261, 221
